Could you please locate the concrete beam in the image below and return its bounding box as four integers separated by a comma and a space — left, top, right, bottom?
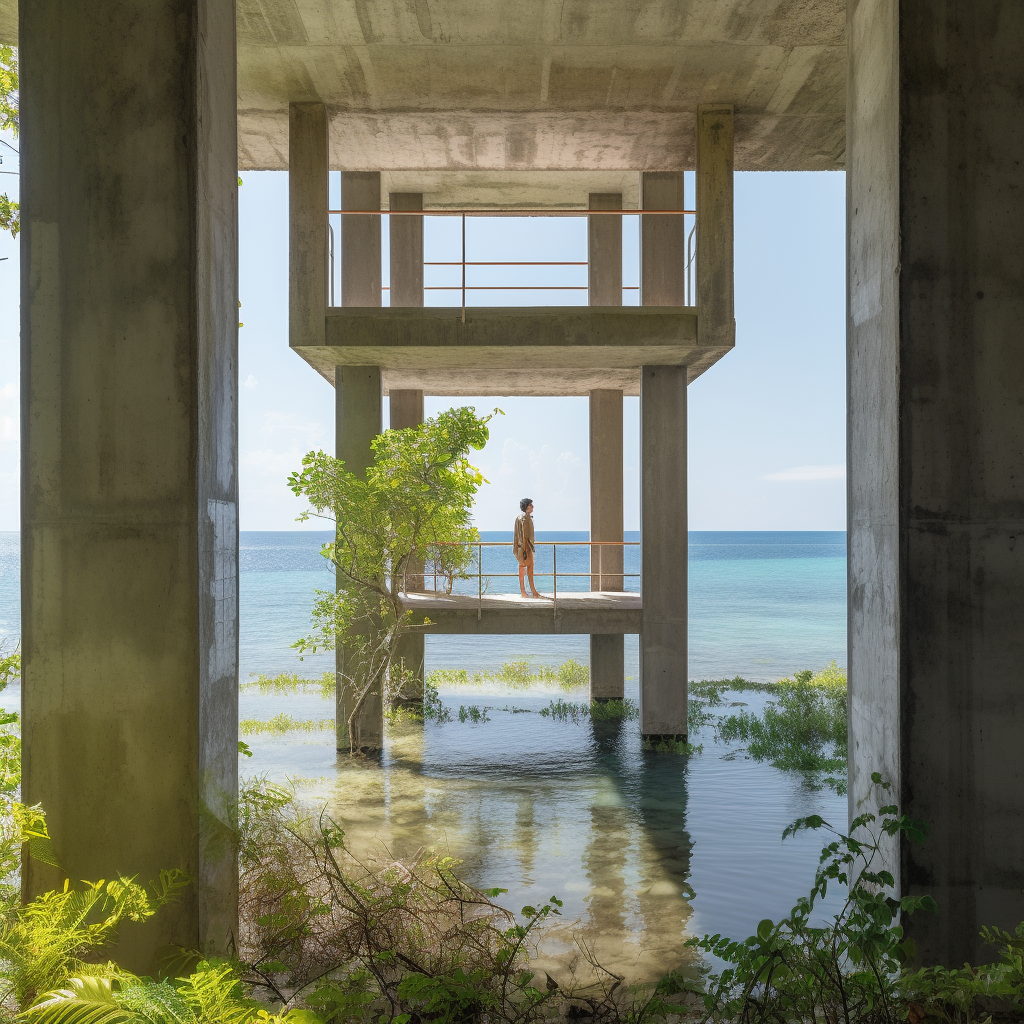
402, 593, 641, 636
848, 0, 1024, 967
696, 106, 735, 349
291, 307, 729, 395
20, 0, 238, 971
289, 103, 328, 347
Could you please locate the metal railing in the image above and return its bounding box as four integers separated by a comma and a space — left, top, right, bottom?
327, 208, 698, 316
396, 540, 639, 620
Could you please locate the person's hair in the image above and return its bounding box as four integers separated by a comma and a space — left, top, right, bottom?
519, 497, 533, 513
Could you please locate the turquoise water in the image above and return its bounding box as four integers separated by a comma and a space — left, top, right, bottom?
232, 530, 846, 684
0, 530, 849, 979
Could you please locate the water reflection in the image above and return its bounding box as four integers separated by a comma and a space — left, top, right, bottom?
245, 687, 847, 986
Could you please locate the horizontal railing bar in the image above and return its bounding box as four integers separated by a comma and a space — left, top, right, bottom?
328, 208, 695, 217
431, 540, 638, 546
425, 285, 588, 291
425, 261, 588, 266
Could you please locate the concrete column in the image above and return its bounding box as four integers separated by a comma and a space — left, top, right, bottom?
20, 0, 238, 970
289, 102, 328, 341
639, 172, 687, 739
336, 366, 383, 750
588, 193, 626, 701
389, 387, 426, 702
848, 0, 1024, 967
336, 173, 384, 750
387, 191, 425, 702
389, 192, 424, 307
341, 172, 382, 306
695, 105, 735, 345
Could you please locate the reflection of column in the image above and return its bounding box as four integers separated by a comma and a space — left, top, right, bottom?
515, 793, 539, 881
337, 172, 384, 752
20, 0, 238, 969
582, 804, 629, 941
588, 194, 626, 701
639, 172, 687, 739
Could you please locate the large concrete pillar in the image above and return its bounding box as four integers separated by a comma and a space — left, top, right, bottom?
696, 105, 735, 346
20, 0, 238, 970
848, 1, 1024, 966
639, 172, 687, 738
588, 194, 626, 701
337, 172, 384, 751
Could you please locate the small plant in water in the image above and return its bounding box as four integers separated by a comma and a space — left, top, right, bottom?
689, 773, 936, 1024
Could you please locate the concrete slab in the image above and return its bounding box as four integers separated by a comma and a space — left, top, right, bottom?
0, 2, 846, 174
291, 306, 727, 395
400, 591, 641, 635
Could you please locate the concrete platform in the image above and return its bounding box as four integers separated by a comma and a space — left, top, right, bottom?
293, 306, 727, 395
399, 590, 641, 634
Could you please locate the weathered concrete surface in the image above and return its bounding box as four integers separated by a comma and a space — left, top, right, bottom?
639, 172, 688, 739
641, 172, 685, 305
848, 0, 1024, 967
292, 307, 731, 396
1, 2, 846, 174
20, 0, 238, 971
587, 196, 627, 700
389, 385, 425, 698
341, 172, 382, 306
289, 103, 328, 349
696, 106, 735, 349
402, 591, 641, 635
639, 366, 687, 738
335, 366, 383, 751
389, 193, 424, 307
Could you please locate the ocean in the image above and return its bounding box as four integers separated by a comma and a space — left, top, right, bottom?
0, 530, 849, 976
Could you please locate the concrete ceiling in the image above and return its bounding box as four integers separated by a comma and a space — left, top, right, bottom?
1, 0, 846, 182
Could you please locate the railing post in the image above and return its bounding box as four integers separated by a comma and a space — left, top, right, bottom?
552, 543, 557, 619
477, 541, 482, 621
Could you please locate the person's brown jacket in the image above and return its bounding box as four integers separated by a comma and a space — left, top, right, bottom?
513, 513, 535, 562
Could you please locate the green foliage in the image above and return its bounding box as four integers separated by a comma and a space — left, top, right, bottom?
288, 407, 495, 752
0, 869, 188, 1010
239, 715, 334, 737
690, 774, 935, 1024
715, 661, 848, 793
457, 704, 489, 724
243, 673, 336, 700
641, 736, 700, 756
540, 699, 638, 722
426, 659, 589, 694
0, 45, 18, 239
23, 959, 318, 1024
900, 922, 1024, 1024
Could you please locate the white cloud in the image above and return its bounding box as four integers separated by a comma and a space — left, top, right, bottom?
243, 374, 258, 388
763, 463, 846, 482
0, 416, 16, 446
0, 382, 15, 401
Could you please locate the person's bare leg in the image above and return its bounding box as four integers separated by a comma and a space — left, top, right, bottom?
528, 556, 542, 598
519, 558, 528, 597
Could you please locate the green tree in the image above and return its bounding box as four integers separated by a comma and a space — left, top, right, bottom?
288, 406, 495, 752
0, 44, 18, 238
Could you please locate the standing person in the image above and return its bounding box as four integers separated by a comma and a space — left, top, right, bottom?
514, 498, 543, 598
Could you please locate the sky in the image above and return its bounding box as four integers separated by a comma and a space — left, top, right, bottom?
0, 139, 846, 533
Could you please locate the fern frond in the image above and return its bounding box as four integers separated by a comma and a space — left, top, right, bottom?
22, 976, 130, 1024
